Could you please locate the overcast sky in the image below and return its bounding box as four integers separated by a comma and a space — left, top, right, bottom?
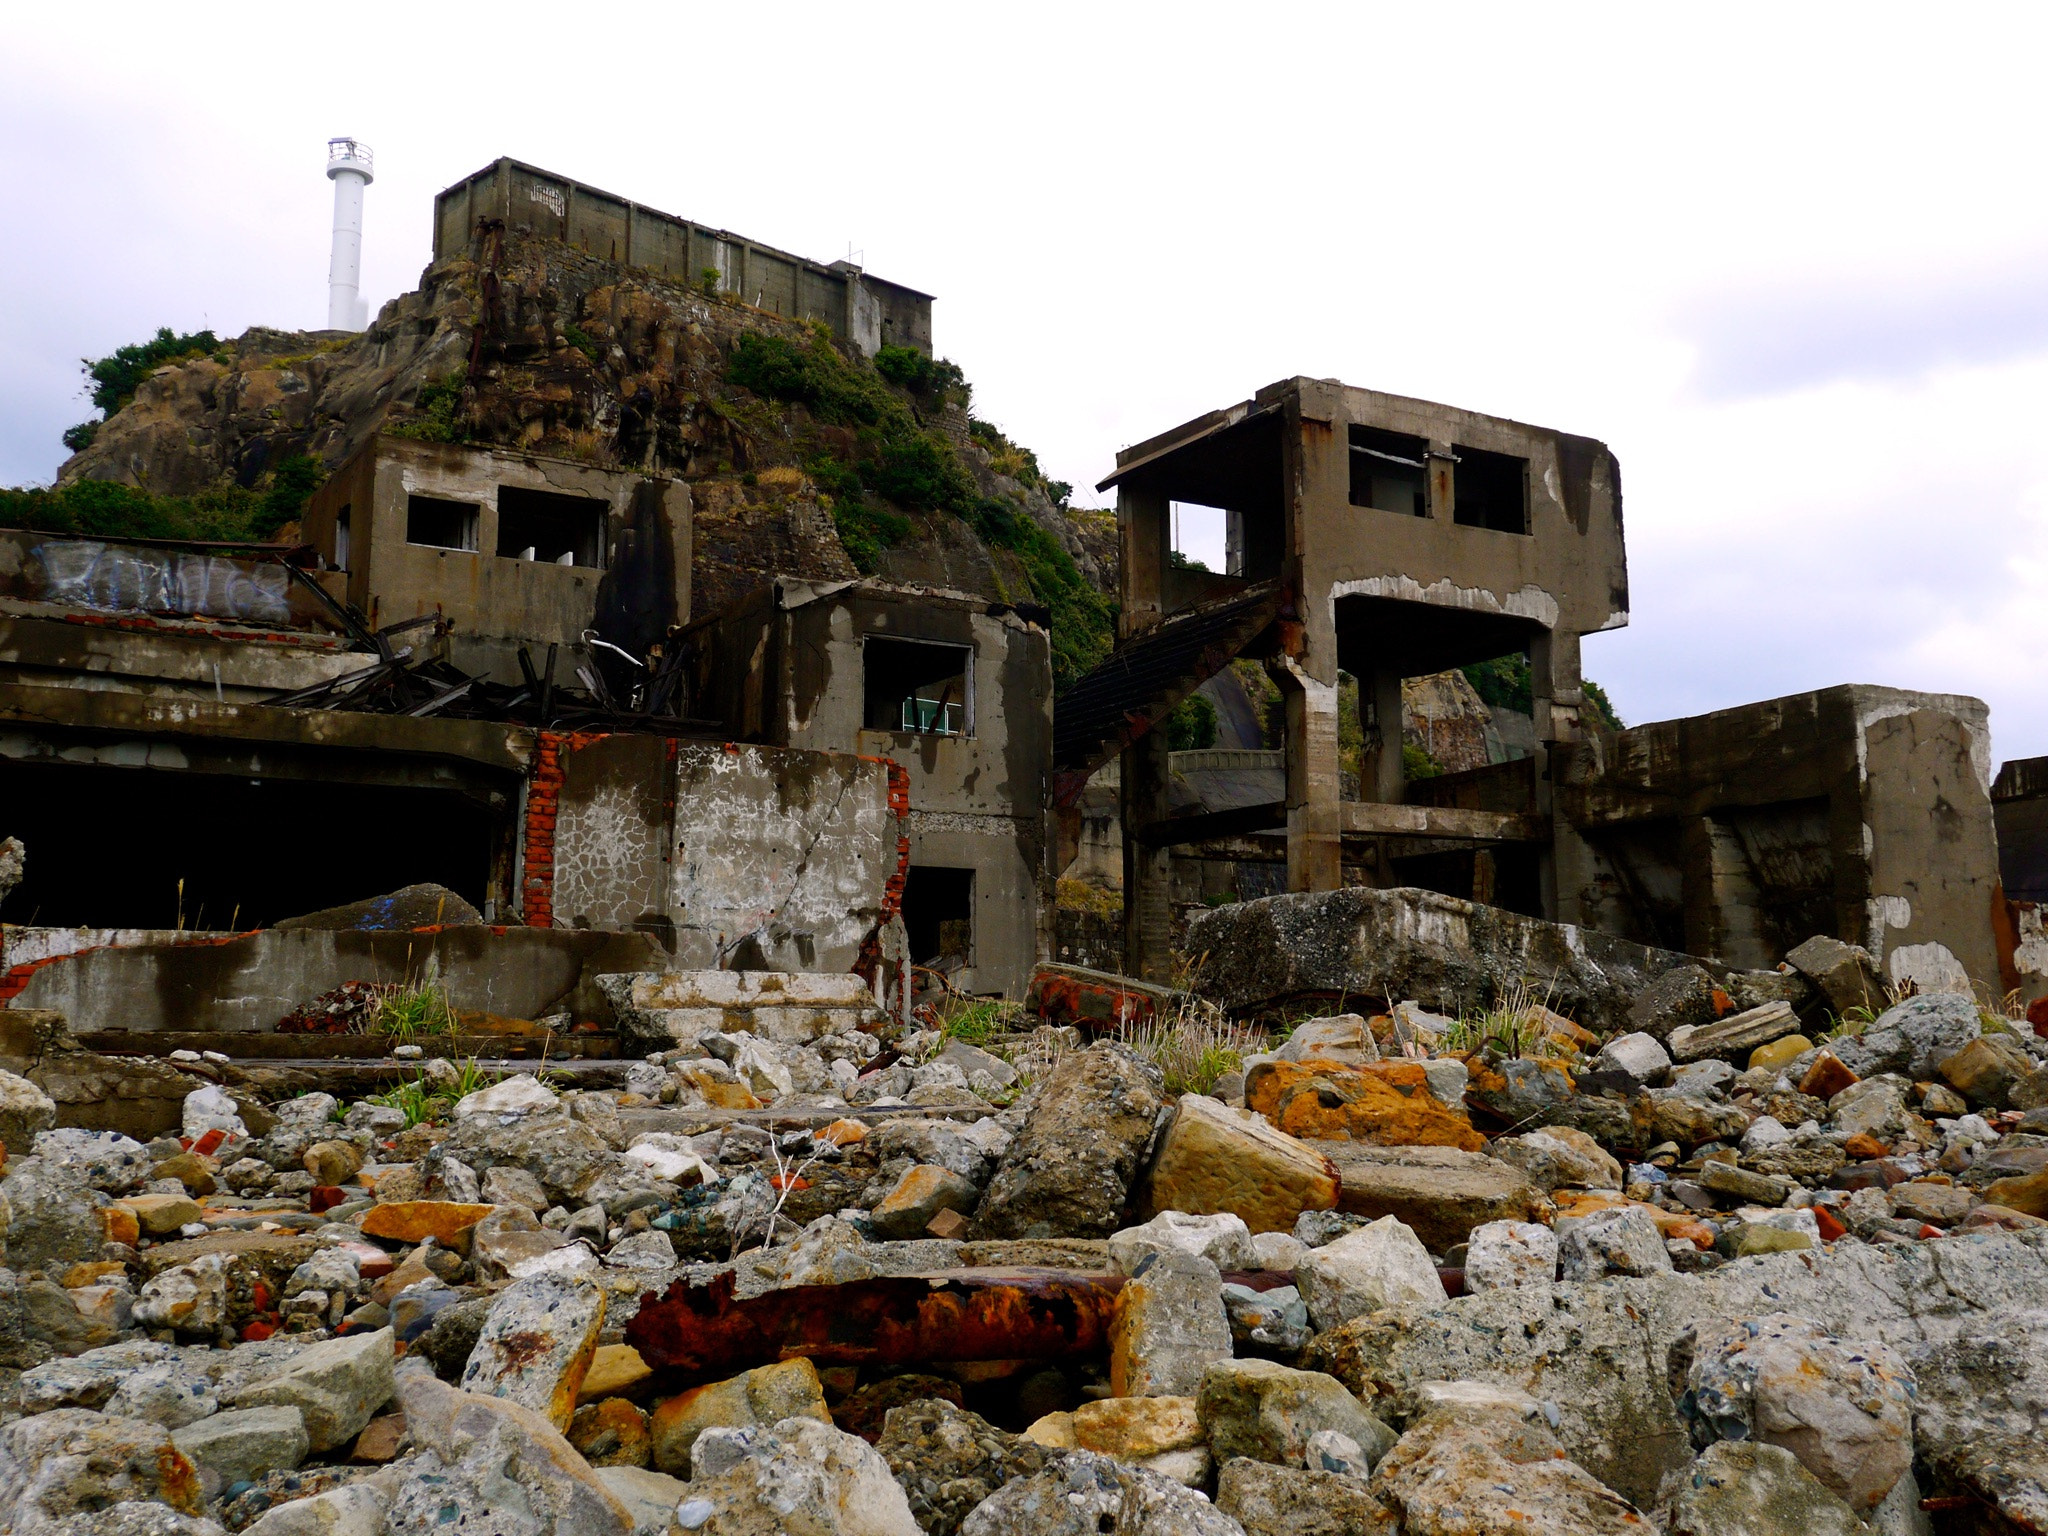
5, 4, 2045, 763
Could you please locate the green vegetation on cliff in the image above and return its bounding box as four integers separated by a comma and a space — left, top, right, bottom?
0, 452, 324, 544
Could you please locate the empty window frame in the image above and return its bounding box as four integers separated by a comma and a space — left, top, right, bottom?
333, 504, 351, 571
496, 486, 607, 568
863, 636, 972, 736
1452, 446, 1529, 534
406, 495, 480, 552
901, 864, 974, 967
1348, 426, 1430, 517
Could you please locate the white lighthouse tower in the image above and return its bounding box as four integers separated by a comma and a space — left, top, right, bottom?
325, 137, 374, 331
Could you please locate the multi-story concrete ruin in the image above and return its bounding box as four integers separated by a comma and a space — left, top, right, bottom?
1062, 375, 2008, 995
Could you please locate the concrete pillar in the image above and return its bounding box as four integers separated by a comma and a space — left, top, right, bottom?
1119, 486, 1168, 641
1121, 729, 1176, 982
1365, 665, 1405, 806
1529, 628, 1584, 922
1272, 657, 1343, 893
1680, 815, 1772, 969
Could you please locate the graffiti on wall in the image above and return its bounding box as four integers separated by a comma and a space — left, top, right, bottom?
30, 541, 295, 626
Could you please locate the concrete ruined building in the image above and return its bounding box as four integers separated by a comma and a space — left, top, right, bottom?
1053, 375, 2020, 1010
15, 150, 2048, 1536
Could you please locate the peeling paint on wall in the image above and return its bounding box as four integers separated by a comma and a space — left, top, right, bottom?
1328, 574, 1562, 630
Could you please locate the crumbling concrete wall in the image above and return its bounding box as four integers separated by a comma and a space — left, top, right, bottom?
534, 733, 906, 975
2, 924, 664, 1033
1995, 755, 2048, 1011
1561, 684, 2002, 991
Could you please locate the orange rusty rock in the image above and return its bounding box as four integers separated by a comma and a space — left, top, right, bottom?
1842, 1133, 1889, 1160
1799, 1053, 1860, 1101
1662, 1217, 1717, 1251
1247, 1060, 1484, 1151
817, 1118, 870, 1147
351, 1412, 407, 1462
100, 1205, 141, 1247
359, 1201, 496, 1247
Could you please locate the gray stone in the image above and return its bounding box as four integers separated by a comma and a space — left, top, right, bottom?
1370, 1406, 1648, 1533
134, 1253, 231, 1335
1630, 964, 1726, 1042
1829, 1077, 1913, 1139
1666, 1439, 1868, 1536
437, 1110, 621, 1209
1558, 1206, 1673, 1281
1594, 1032, 1673, 1083
106, 1361, 220, 1429
875, 1399, 1053, 1536
1109, 1210, 1258, 1275
958, 1448, 1244, 1536
0, 1066, 59, 1153
32, 1128, 152, 1194
1836, 992, 1982, 1081
593, 1466, 689, 1536
869, 1118, 1007, 1186
1197, 1357, 1395, 1469
1785, 936, 1885, 1019
461, 1274, 605, 1430
1464, 1220, 1559, 1291
1681, 1312, 1914, 1513
1296, 1215, 1446, 1329
18, 1340, 185, 1414
1488, 1127, 1623, 1191
1669, 1002, 1802, 1063
1273, 1014, 1380, 1066
230, 1327, 395, 1453
392, 1367, 635, 1535
172, 1405, 311, 1487
972, 1043, 1164, 1240
1215, 1457, 1392, 1536
1222, 1283, 1310, 1354
276, 881, 482, 931
482, 1164, 551, 1211
675, 1416, 920, 1535
241, 1482, 390, 1536
0, 1409, 207, 1531
3, 1158, 105, 1271
604, 1230, 679, 1270
1110, 1248, 1232, 1397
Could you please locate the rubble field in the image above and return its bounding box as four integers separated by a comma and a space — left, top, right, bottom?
3, 928, 2047, 1536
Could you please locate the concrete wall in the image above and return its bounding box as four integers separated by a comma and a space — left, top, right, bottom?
300, 437, 690, 683
0, 613, 365, 703
537, 733, 907, 976
1561, 684, 2003, 992
0, 528, 343, 633
4, 924, 664, 1032
433, 158, 934, 358
689, 578, 1051, 996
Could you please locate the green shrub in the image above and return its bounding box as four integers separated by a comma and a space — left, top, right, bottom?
83, 327, 219, 417
876, 345, 968, 405
562, 324, 600, 362
971, 500, 1114, 690
1403, 742, 1444, 779
388, 371, 468, 443
0, 479, 269, 543
865, 433, 974, 515
1168, 690, 1218, 751
254, 454, 324, 537
1463, 653, 1532, 714
61, 422, 98, 454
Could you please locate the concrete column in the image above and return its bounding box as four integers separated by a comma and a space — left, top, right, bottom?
1528, 628, 1584, 921
1366, 665, 1405, 806
1680, 815, 1772, 968
1118, 486, 1168, 640
1272, 657, 1343, 893
1121, 728, 1176, 982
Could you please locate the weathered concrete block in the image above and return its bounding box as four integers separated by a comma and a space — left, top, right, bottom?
1296, 1215, 1446, 1329
461, 1273, 606, 1430
229, 1327, 395, 1453
1307, 1141, 1542, 1252
650, 1357, 831, 1476
1137, 1093, 1338, 1234
1109, 1249, 1232, 1398
172, 1405, 310, 1487
1196, 1357, 1394, 1469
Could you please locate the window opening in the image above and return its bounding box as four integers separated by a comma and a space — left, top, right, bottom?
1451, 446, 1529, 534
901, 864, 974, 968
496, 486, 607, 568
406, 495, 479, 552
863, 636, 972, 736
333, 504, 351, 572
1348, 426, 1429, 516
1169, 501, 1228, 571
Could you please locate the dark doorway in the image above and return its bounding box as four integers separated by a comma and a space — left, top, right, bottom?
0, 760, 497, 929
901, 864, 974, 967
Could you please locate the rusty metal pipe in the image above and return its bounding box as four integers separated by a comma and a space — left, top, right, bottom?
625, 1267, 1123, 1383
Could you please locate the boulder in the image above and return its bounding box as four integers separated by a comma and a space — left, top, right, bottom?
1464, 1220, 1559, 1292
120, 1190, 204, 1237
1630, 963, 1726, 1042
3, 1157, 105, 1271
1940, 1034, 2036, 1109
0, 1066, 59, 1152
675, 1416, 920, 1536
1665, 1439, 1869, 1536
171, 1405, 310, 1487
1109, 1248, 1233, 1397
32, 1127, 153, 1194
182, 1085, 247, 1141
1273, 1013, 1380, 1065
1215, 1457, 1396, 1536
0, 1009, 193, 1141
1558, 1206, 1673, 1281
956, 1448, 1242, 1536
1197, 1357, 1395, 1468
1488, 1126, 1622, 1190
1296, 1215, 1446, 1330
481, 1165, 550, 1211
570, 1398, 653, 1468
1308, 1140, 1542, 1251
1186, 885, 1704, 1037
0, 1409, 205, 1530
104, 1358, 219, 1428
1668, 1002, 1801, 1063
229, 1328, 395, 1453
1137, 1093, 1339, 1233
1247, 1059, 1485, 1150
1784, 936, 1884, 1019
1369, 1406, 1649, 1533
437, 1110, 619, 1209
593, 1466, 688, 1536
134, 1252, 231, 1334
460, 1273, 606, 1430
650, 1357, 831, 1476
605, 1230, 680, 1270
1108, 1210, 1258, 1275
1593, 1032, 1672, 1083
972, 1043, 1164, 1240
1835, 992, 1981, 1081
1223, 1282, 1310, 1353
875, 1398, 1052, 1536
393, 1367, 635, 1535
1680, 1312, 1914, 1513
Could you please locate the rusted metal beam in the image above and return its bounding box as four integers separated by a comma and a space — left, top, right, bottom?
625, 1267, 1123, 1384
